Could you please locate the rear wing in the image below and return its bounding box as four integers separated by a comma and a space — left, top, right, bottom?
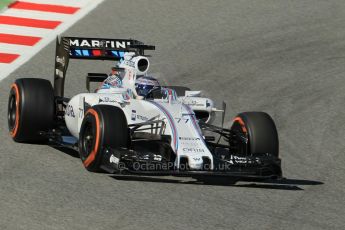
54, 36, 155, 97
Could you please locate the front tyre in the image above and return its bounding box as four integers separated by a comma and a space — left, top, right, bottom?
230, 112, 279, 157
79, 105, 129, 172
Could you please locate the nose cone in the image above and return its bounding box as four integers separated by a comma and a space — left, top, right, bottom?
188, 156, 204, 170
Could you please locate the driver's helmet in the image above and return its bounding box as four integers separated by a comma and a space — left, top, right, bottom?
135, 76, 160, 97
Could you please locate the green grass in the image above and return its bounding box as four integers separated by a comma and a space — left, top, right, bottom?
0, 0, 13, 11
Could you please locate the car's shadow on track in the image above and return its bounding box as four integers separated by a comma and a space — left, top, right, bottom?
51, 146, 80, 158
110, 175, 323, 191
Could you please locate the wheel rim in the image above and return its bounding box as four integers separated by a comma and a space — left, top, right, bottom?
231, 118, 249, 155
8, 92, 17, 132
81, 121, 95, 160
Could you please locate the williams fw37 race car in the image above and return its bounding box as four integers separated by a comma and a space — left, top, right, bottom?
8, 36, 282, 180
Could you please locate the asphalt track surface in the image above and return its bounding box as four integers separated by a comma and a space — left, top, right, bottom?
1, 1, 345, 229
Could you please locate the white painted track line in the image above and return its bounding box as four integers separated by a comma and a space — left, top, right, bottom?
0, 24, 51, 37
18, 0, 91, 7
2, 8, 73, 21
0, 43, 32, 54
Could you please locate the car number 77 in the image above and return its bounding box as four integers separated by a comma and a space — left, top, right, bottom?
175, 118, 189, 123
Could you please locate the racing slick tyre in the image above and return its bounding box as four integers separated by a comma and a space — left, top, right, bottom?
164, 86, 191, 96
79, 105, 130, 172
8, 78, 55, 142
230, 112, 279, 157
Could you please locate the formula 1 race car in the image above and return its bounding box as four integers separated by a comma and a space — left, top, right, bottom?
8, 36, 282, 180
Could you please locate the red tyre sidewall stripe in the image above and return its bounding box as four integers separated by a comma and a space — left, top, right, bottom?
10, 83, 20, 138
83, 109, 101, 167
233, 117, 248, 133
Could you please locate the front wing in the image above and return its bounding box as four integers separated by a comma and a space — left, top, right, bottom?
99, 147, 282, 180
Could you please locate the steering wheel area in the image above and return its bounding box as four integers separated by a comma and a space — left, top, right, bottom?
144, 86, 164, 100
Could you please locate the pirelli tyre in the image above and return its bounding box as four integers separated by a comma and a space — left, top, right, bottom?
230, 112, 279, 157
79, 105, 130, 172
8, 78, 55, 142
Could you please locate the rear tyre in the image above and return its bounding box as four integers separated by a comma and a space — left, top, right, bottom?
79, 105, 129, 172
230, 112, 279, 157
8, 78, 55, 142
